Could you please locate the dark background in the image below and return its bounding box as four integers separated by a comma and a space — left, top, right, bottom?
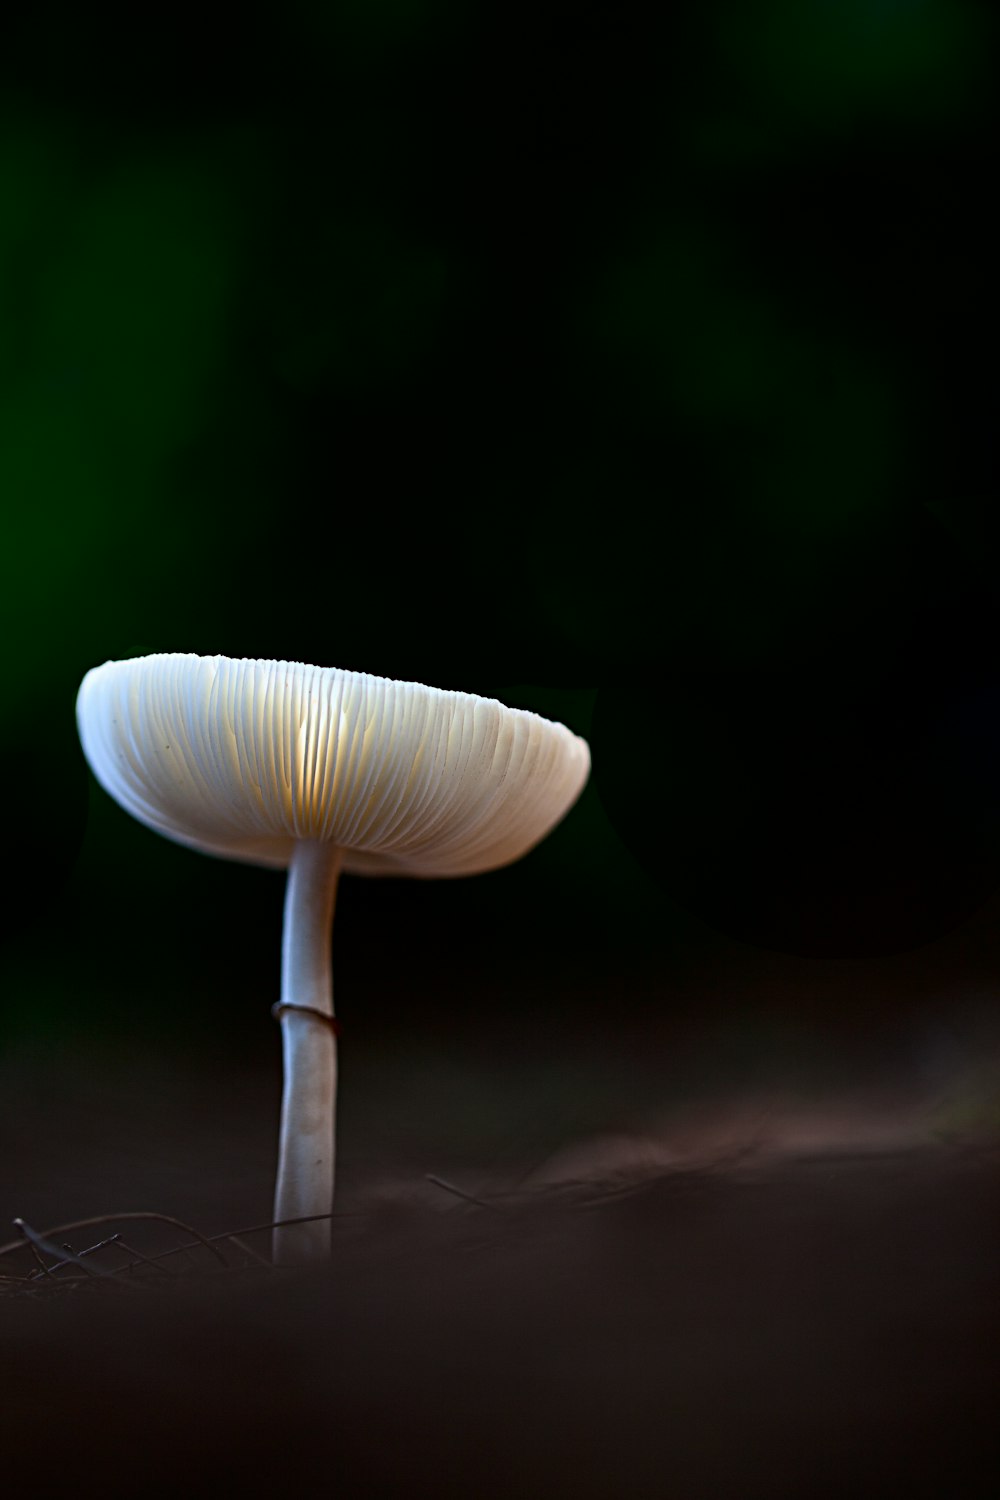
2, 5, 999, 1497
2, 1, 999, 1046
2, 0, 999, 1021
1, 0, 999, 1115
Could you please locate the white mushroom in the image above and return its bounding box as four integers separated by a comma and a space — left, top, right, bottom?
76, 653, 591, 1263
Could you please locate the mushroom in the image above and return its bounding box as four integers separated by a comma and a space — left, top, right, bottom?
76, 654, 591, 1263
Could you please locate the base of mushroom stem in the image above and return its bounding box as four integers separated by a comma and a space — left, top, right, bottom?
272, 1005, 337, 1265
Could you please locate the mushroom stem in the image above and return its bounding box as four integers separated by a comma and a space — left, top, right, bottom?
273, 839, 345, 1265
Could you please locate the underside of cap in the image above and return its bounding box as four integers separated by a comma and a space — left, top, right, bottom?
76, 654, 591, 877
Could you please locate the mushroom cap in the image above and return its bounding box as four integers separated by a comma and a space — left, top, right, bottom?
76, 654, 591, 877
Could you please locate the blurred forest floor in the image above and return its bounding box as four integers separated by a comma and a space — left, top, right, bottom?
2, 1007, 999, 1498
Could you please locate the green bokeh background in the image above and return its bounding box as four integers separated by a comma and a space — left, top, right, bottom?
1, 1, 997, 1060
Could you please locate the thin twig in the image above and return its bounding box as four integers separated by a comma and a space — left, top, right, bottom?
14, 1220, 137, 1287
223, 1235, 274, 1269
37, 1233, 124, 1279
113, 1236, 176, 1278
425, 1174, 497, 1210
20, 1230, 57, 1280
118, 1212, 336, 1271
2, 1210, 344, 1283
1, 1213, 230, 1268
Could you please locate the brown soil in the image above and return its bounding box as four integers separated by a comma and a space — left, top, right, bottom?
2, 1049, 999, 1499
